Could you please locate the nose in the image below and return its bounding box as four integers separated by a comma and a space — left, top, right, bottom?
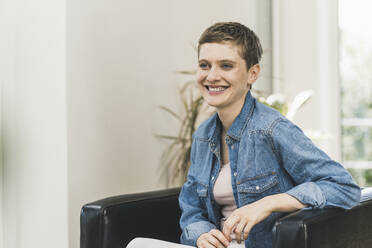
206, 66, 221, 82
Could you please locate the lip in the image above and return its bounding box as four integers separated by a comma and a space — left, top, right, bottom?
204, 85, 230, 88
204, 85, 229, 95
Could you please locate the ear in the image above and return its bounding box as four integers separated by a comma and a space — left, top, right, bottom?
247, 64, 260, 87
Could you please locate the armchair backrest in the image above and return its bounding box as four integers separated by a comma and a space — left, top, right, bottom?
81, 188, 182, 248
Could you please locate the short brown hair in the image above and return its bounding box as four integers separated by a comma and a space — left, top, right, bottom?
198, 22, 263, 70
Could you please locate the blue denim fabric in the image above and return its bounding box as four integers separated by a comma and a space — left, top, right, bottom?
178, 91, 361, 248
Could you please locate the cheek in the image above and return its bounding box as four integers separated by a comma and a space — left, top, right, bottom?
196, 71, 206, 85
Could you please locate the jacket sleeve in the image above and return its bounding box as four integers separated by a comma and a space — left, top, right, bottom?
271, 118, 361, 210
178, 139, 217, 246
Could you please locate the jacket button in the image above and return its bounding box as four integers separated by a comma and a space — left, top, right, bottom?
256, 186, 260, 190
237, 181, 240, 185
211, 176, 215, 181
233, 172, 237, 177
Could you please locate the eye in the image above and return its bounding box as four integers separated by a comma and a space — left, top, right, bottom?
199, 62, 209, 70
221, 63, 233, 69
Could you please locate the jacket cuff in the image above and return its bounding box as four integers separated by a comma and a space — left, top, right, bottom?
180, 221, 216, 246
286, 182, 326, 209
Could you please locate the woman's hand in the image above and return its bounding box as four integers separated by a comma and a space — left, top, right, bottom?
222, 193, 306, 244
196, 229, 230, 248
222, 198, 272, 244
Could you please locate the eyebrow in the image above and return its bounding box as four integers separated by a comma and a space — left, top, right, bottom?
198, 59, 237, 64
219, 59, 236, 64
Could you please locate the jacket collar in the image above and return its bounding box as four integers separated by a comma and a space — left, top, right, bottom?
227, 91, 255, 140
208, 91, 255, 144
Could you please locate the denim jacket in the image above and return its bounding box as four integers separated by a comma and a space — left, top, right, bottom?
179, 91, 361, 248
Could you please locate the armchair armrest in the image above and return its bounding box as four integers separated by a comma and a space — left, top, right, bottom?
272, 187, 372, 248
80, 187, 182, 248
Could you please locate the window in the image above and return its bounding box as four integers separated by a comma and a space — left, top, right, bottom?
339, 0, 372, 186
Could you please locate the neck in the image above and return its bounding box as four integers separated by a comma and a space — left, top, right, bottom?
217, 93, 247, 132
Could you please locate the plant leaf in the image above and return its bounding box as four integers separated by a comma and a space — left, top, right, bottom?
159, 106, 182, 121
175, 70, 197, 75
154, 134, 184, 141
286, 90, 313, 120
180, 81, 196, 95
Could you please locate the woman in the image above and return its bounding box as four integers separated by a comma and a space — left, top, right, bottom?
128, 22, 361, 248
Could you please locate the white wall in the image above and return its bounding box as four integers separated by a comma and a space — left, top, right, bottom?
2, 0, 343, 247
1, 0, 271, 248
0, 0, 343, 246
1, 0, 68, 248
66, 1, 271, 248
272, 0, 341, 160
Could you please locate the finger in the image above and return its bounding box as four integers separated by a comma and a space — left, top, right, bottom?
201, 240, 215, 248
209, 229, 230, 247
243, 222, 255, 240
234, 219, 247, 244
222, 215, 240, 240
199, 239, 215, 248
197, 233, 212, 248
197, 235, 214, 248
206, 234, 226, 248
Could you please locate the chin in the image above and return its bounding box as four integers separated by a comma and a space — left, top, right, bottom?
202, 93, 226, 107
203, 98, 224, 109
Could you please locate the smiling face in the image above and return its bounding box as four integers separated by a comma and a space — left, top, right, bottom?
197, 42, 259, 113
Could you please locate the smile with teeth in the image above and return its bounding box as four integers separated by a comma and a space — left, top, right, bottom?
206, 86, 229, 92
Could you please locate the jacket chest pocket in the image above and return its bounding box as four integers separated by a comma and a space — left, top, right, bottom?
237, 172, 280, 206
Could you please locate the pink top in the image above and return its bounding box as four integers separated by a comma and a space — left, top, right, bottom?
213, 162, 237, 228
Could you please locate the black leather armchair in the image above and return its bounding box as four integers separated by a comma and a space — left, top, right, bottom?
80, 187, 372, 248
